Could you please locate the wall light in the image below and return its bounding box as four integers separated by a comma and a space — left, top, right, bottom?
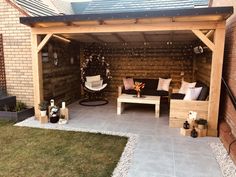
193, 46, 204, 54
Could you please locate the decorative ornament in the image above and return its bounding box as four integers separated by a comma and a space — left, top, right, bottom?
183, 121, 190, 129
191, 126, 198, 138
49, 105, 59, 123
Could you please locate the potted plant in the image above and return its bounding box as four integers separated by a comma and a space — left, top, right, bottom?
38, 101, 48, 116
133, 82, 145, 98
195, 118, 208, 130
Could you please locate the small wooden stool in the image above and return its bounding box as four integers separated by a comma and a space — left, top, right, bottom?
40, 115, 48, 124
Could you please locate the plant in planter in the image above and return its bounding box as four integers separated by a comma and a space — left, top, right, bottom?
195, 118, 208, 130
14, 101, 27, 112
0, 100, 34, 122
38, 101, 48, 116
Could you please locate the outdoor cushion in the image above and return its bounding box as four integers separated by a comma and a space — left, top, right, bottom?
123, 78, 134, 90
196, 81, 209, 100
122, 89, 136, 95
157, 78, 172, 91
171, 93, 185, 100
179, 80, 196, 94
184, 87, 203, 100
85, 80, 103, 88
86, 75, 101, 82
156, 90, 169, 97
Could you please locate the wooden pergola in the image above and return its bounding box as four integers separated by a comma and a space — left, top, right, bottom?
20, 6, 233, 136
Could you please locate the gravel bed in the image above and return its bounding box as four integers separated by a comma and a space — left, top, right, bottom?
209, 142, 236, 177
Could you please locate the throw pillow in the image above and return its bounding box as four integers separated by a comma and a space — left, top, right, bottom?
179, 80, 197, 94
86, 75, 101, 82
157, 78, 172, 91
184, 87, 203, 101
123, 78, 134, 90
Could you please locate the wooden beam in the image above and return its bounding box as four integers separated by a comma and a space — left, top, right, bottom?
112, 33, 126, 43
31, 34, 44, 119
206, 30, 214, 38
31, 21, 225, 35
141, 32, 148, 42
207, 27, 226, 136
192, 29, 215, 51
37, 33, 53, 53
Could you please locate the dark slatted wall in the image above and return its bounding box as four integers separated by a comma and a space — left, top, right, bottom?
42, 40, 81, 105
0, 34, 6, 91
82, 42, 195, 98
195, 52, 212, 86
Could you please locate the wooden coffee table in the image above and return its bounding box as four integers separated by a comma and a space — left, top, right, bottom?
117, 94, 160, 118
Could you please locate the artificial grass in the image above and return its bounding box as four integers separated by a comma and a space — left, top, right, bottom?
0, 121, 128, 177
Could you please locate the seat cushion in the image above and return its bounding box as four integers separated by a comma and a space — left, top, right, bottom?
171, 93, 185, 100
86, 75, 101, 82
122, 89, 136, 95
196, 81, 209, 100
156, 90, 169, 96
142, 90, 158, 96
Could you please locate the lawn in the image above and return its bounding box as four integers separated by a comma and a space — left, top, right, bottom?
0, 121, 128, 177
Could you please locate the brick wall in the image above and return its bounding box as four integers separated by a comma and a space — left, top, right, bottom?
0, 34, 6, 91
0, 0, 33, 106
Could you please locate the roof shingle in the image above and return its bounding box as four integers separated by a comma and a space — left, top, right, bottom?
14, 0, 59, 16
72, 0, 209, 14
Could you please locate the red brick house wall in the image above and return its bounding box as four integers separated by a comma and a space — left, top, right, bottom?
0, 34, 6, 91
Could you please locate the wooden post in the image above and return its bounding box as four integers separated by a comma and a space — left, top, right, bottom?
207, 26, 226, 136
31, 34, 44, 119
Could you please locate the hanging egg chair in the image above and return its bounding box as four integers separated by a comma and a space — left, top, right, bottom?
79, 54, 111, 106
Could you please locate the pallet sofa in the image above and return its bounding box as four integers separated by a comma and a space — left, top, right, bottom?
169, 81, 209, 128
118, 78, 170, 97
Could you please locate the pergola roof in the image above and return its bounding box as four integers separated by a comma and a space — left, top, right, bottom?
20, 6, 233, 27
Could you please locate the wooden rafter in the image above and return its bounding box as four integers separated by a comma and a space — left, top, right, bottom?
86, 34, 104, 43
37, 33, 53, 53
206, 30, 214, 38
141, 32, 148, 42
112, 33, 126, 43
192, 29, 215, 51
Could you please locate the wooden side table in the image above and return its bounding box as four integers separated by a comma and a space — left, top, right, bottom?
60, 108, 69, 120
40, 115, 48, 124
